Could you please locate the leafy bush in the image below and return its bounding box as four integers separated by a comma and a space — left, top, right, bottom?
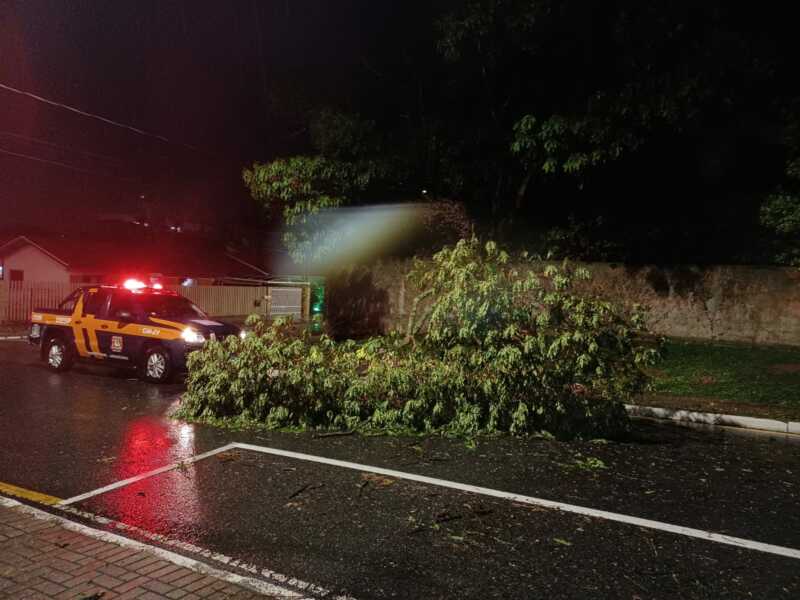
179, 239, 661, 439
403, 238, 660, 435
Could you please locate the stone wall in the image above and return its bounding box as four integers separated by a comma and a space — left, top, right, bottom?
351, 260, 800, 346
580, 263, 800, 346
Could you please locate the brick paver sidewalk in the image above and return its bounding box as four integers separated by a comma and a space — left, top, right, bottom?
0, 502, 272, 599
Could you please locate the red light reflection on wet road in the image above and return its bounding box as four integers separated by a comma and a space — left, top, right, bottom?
88, 415, 204, 539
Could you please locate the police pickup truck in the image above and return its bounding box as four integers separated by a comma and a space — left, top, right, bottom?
29, 280, 243, 383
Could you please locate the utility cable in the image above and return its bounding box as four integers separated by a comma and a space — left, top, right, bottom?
0, 145, 137, 181
0, 81, 199, 152
0, 130, 126, 165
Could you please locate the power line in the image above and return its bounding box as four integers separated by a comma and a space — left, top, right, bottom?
0, 81, 200, 152
0, 130, 125, 165
0, 145, 137, 181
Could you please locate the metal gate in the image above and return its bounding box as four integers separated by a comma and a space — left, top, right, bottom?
267, 286, 303, 318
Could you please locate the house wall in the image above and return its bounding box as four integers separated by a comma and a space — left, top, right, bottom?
1, 246, 70, 284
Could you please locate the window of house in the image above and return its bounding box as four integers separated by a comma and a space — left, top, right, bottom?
0, 263, 3, 280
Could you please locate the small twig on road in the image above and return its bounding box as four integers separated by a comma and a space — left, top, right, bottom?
623, 574, 649, 594
358, 481, 369, 497
288, 483, 324, 500
216, 451, 239, 462
646, 536, 658, 558
288, 484, 310, 499
312, 430, 355, 438
469, 504, 493, 518
491, 535, 514, 547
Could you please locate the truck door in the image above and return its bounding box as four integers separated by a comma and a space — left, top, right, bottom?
69, 290, 91, 358
80, 288, 112, 359
95, 290, 140, 363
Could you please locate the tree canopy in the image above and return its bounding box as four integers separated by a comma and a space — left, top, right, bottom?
245, 0, 800, 265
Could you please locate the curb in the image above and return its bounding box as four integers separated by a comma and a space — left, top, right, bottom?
626, 404, 800, 435
0, 335, 24, 341
0, 496, 333, 599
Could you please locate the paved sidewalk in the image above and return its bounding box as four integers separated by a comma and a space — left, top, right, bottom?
0, 502, 270, 600
0, 325, 27, 340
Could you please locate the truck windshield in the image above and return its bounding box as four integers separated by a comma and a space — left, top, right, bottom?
136, 295, 207, 320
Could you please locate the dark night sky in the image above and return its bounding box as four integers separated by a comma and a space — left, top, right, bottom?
5, 0, 795, 266
0, 1, 410, 234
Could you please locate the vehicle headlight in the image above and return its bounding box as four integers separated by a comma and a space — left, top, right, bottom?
239, 330, 248, 340
30, 323, 40, 337
181, 327, 205, 344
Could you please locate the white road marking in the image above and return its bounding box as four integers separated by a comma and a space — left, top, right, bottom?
0, 496, 347, 599
53, 503, 353, 599
58, 440, 800, 562
231, 442, 800, 561
57, 443, 238, 506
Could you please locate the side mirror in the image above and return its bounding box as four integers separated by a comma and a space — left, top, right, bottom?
115, 310, 134, 322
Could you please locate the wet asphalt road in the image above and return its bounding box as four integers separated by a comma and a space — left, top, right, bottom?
1, 340, 799, 599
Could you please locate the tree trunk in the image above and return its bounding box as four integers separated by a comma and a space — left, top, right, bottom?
515, 172, 531, 211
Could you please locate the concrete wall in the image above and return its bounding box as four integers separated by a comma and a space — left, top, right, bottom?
1, 246, 70, 284
579, 263, 800, 346
352, 260, 800, 347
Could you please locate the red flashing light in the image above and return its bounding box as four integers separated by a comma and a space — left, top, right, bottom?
123, 278, 146, 290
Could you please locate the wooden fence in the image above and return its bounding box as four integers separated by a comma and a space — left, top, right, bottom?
1, 282, 305, 322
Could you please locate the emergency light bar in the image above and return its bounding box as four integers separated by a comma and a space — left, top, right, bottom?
123, 278, 146, 290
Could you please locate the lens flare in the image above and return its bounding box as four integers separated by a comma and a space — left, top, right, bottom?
276, 203, 441, 274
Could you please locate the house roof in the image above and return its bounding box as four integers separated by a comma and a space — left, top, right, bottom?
0, 235, 269, 281
0, 236, 68, 267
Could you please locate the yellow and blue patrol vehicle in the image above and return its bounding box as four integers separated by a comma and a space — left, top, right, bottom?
28, 280, 242, 383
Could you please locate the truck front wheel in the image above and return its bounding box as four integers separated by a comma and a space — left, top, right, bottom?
46, 337, 74, 372
141, 346, 173, 383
